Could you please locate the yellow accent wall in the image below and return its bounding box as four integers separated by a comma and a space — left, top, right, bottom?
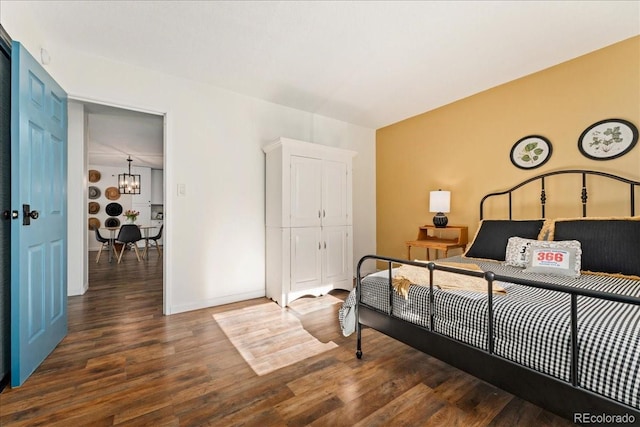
376, 36, 640, 260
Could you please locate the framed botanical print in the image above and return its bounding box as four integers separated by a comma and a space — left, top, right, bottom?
578, 119, 638, 160
510, 135, 552, 169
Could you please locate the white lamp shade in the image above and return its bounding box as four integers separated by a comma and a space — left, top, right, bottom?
429, 190, 450, 213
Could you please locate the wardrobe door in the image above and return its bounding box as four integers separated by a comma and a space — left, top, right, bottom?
290, 227, 322, 291
322, 226, 351, 284
321, 160, 348, 226
290, 156, 322, 227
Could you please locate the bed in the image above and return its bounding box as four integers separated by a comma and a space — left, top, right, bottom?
340, 169, 640, 423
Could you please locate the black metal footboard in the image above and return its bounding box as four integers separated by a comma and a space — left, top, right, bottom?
355, 254, 640, 424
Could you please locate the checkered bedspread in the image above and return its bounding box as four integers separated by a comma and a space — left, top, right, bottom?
343, 256, 640, 410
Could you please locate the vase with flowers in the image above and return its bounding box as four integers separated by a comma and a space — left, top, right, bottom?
123, 209, 140, 224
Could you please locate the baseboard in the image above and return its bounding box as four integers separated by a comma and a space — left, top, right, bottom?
167, 289, 266, 315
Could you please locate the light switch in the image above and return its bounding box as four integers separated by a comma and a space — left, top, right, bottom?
177, 183, 186, 196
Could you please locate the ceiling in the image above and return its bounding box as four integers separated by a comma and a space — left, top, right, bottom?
6, 1, 640, 164
80, 102, 164, 169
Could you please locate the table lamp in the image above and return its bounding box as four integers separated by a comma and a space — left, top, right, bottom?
430, 190, 450, 228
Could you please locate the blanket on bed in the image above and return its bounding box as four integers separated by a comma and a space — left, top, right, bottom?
392, 261, 506, 298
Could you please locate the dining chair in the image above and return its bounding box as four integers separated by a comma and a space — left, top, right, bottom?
144, 225, 163, 259
115, 224, 142, 263
94, 228, 111, 263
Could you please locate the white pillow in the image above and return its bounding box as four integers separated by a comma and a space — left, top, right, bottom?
524, 240, 582, 278
504, 236, 538, 268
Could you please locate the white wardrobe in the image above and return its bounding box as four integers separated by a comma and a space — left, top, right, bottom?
264, 137, 356, 307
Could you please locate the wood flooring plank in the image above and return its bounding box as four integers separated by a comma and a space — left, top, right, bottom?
353, 383, 445, 427
422, 404, 475, 427
205, 406, 285, 427
115, 406, 179, 427
487, 397, 545, 427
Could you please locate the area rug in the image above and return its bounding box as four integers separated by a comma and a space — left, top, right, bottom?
213, 302, 338, 376
287, 293, 343, 315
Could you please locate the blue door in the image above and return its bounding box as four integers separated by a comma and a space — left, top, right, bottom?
11, 41, 67, 386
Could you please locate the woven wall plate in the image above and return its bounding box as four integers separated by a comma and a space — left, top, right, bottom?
88, 217, 101, 230
105, 186, 120, 200
88, 202, 100, 214
89, 186, 101, 199
104, 217, 121, 228
105, 202, 123, 216
89, 169, 101, 183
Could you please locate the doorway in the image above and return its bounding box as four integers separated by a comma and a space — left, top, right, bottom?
73, 100, 165, 305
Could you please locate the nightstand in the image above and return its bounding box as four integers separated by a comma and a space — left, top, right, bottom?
405, 225, 468, 260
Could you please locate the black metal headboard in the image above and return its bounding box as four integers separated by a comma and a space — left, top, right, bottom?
480, 169, 640, 220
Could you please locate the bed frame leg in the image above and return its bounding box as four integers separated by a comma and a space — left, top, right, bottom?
356, 322, 362, 359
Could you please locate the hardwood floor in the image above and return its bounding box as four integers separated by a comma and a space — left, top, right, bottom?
0, 253, 575, 426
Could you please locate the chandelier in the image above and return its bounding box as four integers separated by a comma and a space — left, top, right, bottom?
118, 155, 141, 194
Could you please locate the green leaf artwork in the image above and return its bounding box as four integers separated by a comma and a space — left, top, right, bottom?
589, 126, 623, 153
519, 142, 544, 164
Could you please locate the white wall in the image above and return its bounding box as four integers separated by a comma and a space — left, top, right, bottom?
2, 8, 377, 314
67, 101, 88, 296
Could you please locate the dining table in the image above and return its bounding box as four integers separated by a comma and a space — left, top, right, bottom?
101, 225, 158, 263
